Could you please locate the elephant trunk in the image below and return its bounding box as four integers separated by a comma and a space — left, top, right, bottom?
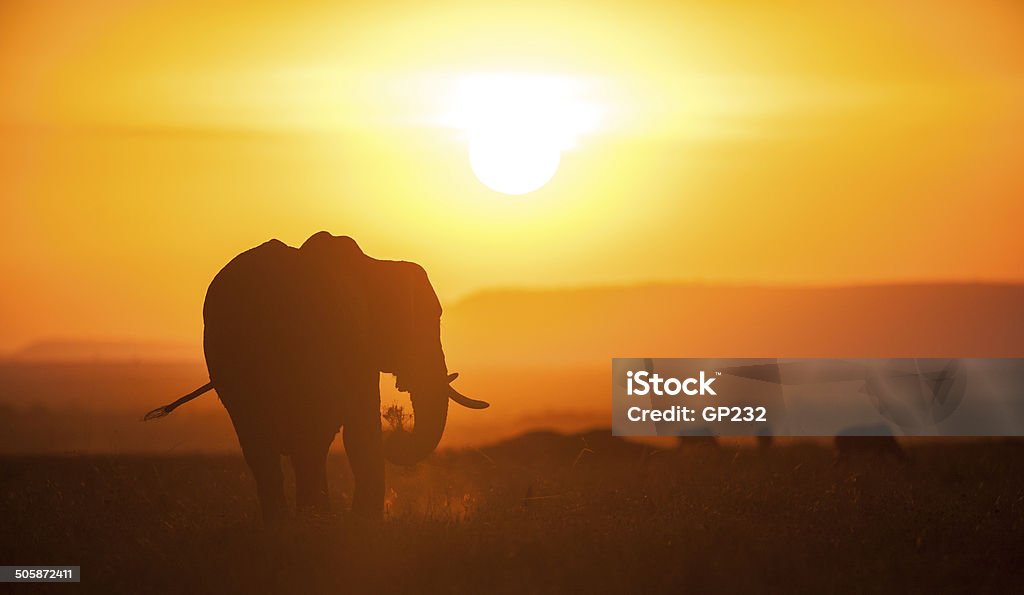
384, 386, 449, 466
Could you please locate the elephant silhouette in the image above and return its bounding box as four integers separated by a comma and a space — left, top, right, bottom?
144, 232, 488, 521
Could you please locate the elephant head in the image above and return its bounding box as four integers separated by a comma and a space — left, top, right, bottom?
300, 232, 488, 466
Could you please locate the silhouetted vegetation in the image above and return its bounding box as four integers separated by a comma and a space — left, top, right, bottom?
2, 435, 1021, 593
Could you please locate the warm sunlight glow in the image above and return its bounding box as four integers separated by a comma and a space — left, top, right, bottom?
3, 0, 1024, 352
448, 73, 601, 195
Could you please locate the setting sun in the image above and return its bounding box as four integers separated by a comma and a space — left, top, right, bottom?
447, 73, 601, 194
468, 128, 561, 195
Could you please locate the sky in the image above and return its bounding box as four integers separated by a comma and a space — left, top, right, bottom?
1, 0, 1023, 351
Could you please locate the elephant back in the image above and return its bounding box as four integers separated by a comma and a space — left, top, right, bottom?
204, 240, 303, 382
202, 239, 358, 445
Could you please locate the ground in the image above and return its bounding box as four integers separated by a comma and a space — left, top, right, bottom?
1, 433, 1022, 594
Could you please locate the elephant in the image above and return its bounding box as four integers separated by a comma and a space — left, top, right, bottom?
144, 232, 488, 522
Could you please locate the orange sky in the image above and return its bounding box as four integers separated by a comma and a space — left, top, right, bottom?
1, 0, 1023, 351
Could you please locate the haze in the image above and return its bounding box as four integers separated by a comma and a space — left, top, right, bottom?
2, 0, 1024, 351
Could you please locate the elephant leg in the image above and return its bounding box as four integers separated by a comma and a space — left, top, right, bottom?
343, 391, 385, 520
293, 439, 331, 514
344, 423, 384, 519
240, 437, 286, 523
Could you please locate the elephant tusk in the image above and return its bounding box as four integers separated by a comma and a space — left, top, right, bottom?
446, 371, 489, 409
448, 385, 490, 409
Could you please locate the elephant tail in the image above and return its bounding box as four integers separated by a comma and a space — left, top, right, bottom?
142, 382, 215, 421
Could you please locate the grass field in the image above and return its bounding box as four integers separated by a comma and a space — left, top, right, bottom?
2, 433, 1022, 594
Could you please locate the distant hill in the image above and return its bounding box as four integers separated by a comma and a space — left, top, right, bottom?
8, 283, 1024, 366
443, 283, 1024, 365
6, 339, 200, 363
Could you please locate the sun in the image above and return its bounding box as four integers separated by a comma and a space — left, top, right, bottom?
448, 73, 600, 195
468, 132, 561, 195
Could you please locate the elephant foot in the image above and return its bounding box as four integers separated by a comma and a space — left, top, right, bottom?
350, 500, 384, 522
259, 499, 288, 526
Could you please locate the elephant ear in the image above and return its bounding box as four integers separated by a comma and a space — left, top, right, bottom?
446, 373, 490, 409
